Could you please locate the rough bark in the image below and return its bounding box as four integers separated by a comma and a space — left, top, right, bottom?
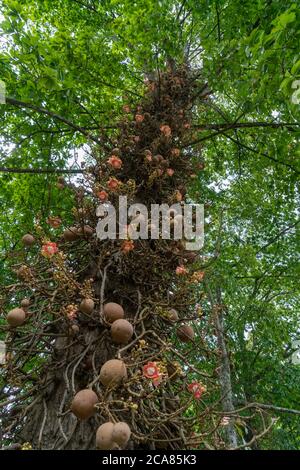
214, 288, 238, 449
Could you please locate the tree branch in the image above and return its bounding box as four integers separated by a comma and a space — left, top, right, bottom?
193, 121, 300, 131
256, 220, 300, 254
5, 97, 100, 143
236, 402, 300, 416
225, 134, 300, 174
0, 167, 85, 175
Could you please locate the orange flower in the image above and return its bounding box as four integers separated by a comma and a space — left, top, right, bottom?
144, 150, 152, 162
41, 242, 58, 258
191, 271, 205, 283
188, 382, 206, 400
107, 177, 120, 191
171, 148, 180, 157
97, 190, 108, 201
47, 216, 62, 228
166, 168, 174, 177
143, 362, 160, 380
160, 124, 172, 137
108, 155, 122, 169
176, 265, 188, 276
174, 190, 183, 202
135, 114, 144, 123
65, 304, 78, 321
123, 104, 131, 113
121, 240, 134, 253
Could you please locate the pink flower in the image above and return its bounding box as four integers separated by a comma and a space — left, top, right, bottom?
188, 382, 206, 400
41, 242, 58, 258
65, 305, 78, 321
176, 265, 188, 276
68, 311, 77, 320
123, 104, 131, 113
166, 168, 174, 177
97, 190, 108, 201
191, 271, 205, 283
144, 150, 152, 162
175, 190, 183, 202
121, 240, 134, 253
143, 362, 160, 380
160, 124, 172, 137
108, 155, 122, 169
171, 148, 180, 157
107, 177, 120, 191
135, 114, 144, 123
46, 216, 62, 228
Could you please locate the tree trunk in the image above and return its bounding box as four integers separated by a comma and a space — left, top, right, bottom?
215, 289, 238, 449
1, 66, 203, 451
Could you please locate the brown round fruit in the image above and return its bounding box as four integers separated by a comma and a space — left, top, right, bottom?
77, 225, 93, 237
111, 319, 133, 344
112, 422, 131, 447
80, 298, 95, 314
96, 422, 114, 450
99, 359, 127, 387
16, 265, 29, 279
7, 308, 26, 327
70, 324, 80, 335
21, 298, 30, 308
103, 302, 124, 323
167, 308, 179, 322
177, 324, 194, 343
22, 234, 35, 246
71, 389, 98, 420
63, 227, 80, 241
